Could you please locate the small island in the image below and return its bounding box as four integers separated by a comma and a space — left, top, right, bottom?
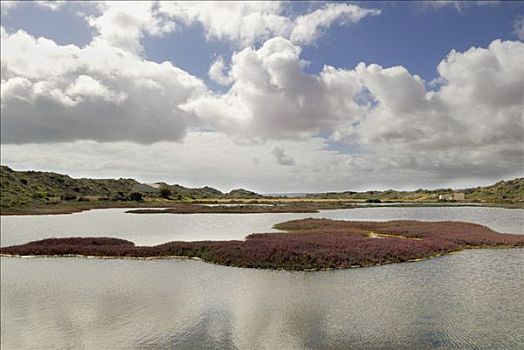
1, 219, 522, 271
124, 203, 352, 214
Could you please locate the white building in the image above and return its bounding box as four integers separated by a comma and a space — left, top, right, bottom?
439, 193, 465, 201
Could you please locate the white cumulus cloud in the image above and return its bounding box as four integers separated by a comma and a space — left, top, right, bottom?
156, 1, 380, 47
184, 37, 523, 182
182, 37, 364, 140
514, 15, 524, 40
208, 56, 233, 86
87, 1, 176, 54
1, 2, 522, 189
1, 27, 206, 144
290, 3, 380, 44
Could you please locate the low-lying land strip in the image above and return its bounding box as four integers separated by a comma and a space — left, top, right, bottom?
1, 201, 354, 215
2, 165, 522, 215
125, 203, 352, 214
2, 219, 522, 270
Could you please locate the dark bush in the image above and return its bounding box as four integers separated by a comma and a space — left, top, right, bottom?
159, 187, 172, 199
366, 199, 381, 203
129, 192, 143, 201
32, 192, 48, 199
62, 194, 78, 201
112, 192, 126, 201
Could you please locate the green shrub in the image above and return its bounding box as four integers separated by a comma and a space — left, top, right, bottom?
129, 192, 143, 201
159, 187, 172, 199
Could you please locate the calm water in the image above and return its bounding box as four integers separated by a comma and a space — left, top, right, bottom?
2, 250, 523, 349
1, 206, 522, 247
1, 207, 523, 349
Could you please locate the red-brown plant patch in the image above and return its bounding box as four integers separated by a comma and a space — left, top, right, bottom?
1, 219, 522, 270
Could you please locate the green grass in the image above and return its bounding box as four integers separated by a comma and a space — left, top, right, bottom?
1, 165, 522, 211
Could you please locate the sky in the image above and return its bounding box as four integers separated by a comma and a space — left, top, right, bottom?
1, 1, 523, 192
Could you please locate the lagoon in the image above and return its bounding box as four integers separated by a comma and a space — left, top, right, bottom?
2, 249, 523, 349
1, 206, 522, 247
1, 206, 523, 349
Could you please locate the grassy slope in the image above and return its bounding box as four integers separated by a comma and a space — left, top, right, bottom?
464, 178, 524, 202
0, 166, 139, 208
0, 166, 266, 210
306, 178, 524, 203
1, 165, 522, 210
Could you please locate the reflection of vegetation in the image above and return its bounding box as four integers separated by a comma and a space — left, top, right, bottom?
2, 219, 522, 271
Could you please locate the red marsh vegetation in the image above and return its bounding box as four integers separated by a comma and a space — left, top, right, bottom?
1, 219, 522, 270
125, 203, 351, 214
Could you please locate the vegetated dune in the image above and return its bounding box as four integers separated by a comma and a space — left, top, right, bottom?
1, 219, 522, 270
3, 165, 523, 215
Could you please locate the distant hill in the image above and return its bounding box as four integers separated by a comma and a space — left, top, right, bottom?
227, 188, 260, 198
1, 165, 522, 209
0, 166, 264, 208
463, 178, 524, 203
0, 166, 139, 208
305, 178, 524, 203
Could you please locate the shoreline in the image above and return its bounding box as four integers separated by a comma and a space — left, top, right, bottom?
1, 201, 522, 216
1, 247, 520, 271
0, 251, 456, 270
